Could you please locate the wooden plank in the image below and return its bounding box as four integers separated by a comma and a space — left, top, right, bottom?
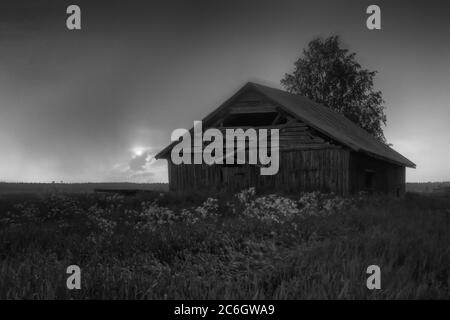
228, 105, 277, 114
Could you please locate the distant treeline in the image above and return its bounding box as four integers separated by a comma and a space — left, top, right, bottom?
1, 181, 449, 195
406, 182, 450, 194
0, 182, 169, 194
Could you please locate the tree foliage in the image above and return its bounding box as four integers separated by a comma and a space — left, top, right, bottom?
281, 36, 387, 142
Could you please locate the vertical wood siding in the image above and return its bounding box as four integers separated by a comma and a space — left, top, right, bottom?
168, 148, 350, 195
349, 152, 406, 196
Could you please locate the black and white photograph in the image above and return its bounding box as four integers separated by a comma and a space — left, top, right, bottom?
0, 0, 448, 308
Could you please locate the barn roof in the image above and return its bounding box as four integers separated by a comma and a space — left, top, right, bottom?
155, 82, 416, 168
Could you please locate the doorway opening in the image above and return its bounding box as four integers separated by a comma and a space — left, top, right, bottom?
364, 170, 375, 193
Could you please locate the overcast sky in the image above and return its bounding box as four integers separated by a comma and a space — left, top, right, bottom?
0, 0, 449, 183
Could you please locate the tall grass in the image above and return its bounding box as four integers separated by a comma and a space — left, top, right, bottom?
0, 191, 448, 299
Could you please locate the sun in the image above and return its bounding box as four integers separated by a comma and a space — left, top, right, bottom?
132, 146, 146, 157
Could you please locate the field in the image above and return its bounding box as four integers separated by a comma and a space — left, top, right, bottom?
0, 182, 168, 194
0, 187, 448, 299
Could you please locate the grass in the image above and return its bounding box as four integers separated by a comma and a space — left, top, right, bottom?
0, 190, 448, 299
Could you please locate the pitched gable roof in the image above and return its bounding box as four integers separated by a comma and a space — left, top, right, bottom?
156, 82, 416, 168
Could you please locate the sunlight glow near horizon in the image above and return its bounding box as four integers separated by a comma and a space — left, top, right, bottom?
131, 146, 146, 157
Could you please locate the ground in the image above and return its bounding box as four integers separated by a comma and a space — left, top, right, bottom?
0, 187, 448, 299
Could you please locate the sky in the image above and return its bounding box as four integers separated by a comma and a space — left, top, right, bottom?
0, 0, 449, 183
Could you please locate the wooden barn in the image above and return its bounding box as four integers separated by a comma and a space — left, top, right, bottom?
155, 82, 415, 196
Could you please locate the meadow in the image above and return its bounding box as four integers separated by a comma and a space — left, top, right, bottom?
0, 188, 448, 299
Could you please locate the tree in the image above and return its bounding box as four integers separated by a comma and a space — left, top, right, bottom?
281, 36, 387, 142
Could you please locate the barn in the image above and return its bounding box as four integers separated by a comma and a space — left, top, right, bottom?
155, 82, 415, 196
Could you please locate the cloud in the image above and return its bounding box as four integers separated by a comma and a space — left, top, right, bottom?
106, 149, 168, 183
129, 151, 152, 171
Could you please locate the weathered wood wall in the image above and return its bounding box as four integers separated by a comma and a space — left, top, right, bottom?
167, 148, 350, 195
278, 121, 334, 151
349, 152, 406, 196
